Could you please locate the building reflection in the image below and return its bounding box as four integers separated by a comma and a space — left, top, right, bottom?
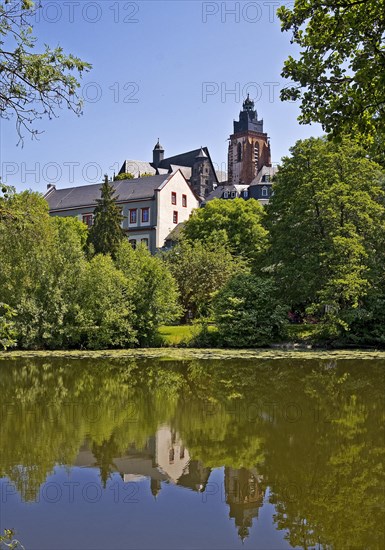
74, 426, 211, 495
224, 467, 265, 541
74, 426, 264, 541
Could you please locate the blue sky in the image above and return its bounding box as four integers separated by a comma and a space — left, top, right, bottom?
1, 1, 323, 192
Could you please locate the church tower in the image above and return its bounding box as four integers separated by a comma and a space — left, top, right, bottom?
228, 95, 271, 185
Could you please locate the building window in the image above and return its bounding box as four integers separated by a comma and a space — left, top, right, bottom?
237, 142, 242, 162
223, 191, 229, 198
243, 189, 248, 198
129, 239, 137, 250
141, 207, 149, 223
82, 214, 93, 227
173, 211, 178, 224
182, 194, 187, 207
141, 238, 149, 248
205, 168, 209, 174
129, 209, 137, 224
171, 192, 177, 205
231, 191, 236, 198
262, 186, 268, 197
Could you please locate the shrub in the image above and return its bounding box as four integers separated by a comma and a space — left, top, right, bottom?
213, 274, 288, 347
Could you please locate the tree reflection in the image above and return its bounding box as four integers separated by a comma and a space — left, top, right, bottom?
0, 356, 383, 548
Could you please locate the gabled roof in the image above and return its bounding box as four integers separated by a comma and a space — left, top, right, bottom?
157, 148, 210, 170
157, 147, 219, 184
45, 174, 173, 211
119, 160, 156, 178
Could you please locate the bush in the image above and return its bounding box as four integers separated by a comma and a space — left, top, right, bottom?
213, 274, 288, 347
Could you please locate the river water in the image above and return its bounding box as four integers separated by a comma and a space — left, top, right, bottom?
0, 356, 384, 549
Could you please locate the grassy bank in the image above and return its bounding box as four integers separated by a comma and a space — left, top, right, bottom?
1, 347, 385, 361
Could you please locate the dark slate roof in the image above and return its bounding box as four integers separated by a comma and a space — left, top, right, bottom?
158, 147, 219, 185
157, 148, 208, 169
45, 174, 171, 211
206, 184, 249, 201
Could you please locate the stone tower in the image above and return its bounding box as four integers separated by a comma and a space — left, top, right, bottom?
191, 147, 212, 199
152, 138, 164, 168
228, 94, 271, 185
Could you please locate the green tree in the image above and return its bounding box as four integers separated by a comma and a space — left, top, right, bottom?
75, 254, 137, 349
0, 303, 16, 350
164, 239, 242, 321
266, 136, 385, 335
114, 172, 134, 181
0, 0, 91, 142
213, 274, 288, 347
116, 241, 181, 345
183, 198, 268, 262
88, 176, 125, 258
278, 0, 385, 162
0, 191, 88, 348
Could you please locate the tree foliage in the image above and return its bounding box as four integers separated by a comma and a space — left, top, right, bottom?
0, 0, 91, 142
213, 274, 288, 347
0, 189, 179, 349
278, 0, 385, 162
114, 172, 134, 181
164, 239, 243, 320
116, 241, 181, 344
183, 198, 268, 261
265, 136, 385, 339
88, 176, 125, 258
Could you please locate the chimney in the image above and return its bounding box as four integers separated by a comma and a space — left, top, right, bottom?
46, 183, 56, 192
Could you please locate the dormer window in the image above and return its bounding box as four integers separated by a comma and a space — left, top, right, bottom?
223, 191, 229, 198
231, 191, 236, 198
243, 189, 248, 198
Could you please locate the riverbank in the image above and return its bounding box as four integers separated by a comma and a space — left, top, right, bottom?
1, 347, 385, 360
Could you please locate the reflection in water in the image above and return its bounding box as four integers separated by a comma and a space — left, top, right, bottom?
0, 357, 384, 549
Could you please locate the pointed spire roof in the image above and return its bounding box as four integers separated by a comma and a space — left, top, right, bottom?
195, 147, 208, 159
242, 93, 255, 111
154, 138, 164, 151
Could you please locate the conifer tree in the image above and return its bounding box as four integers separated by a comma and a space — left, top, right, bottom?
88, 175, 125, 258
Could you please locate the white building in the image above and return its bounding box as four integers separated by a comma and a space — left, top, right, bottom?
45, 170, 199, 254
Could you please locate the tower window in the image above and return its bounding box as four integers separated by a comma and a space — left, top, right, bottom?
237, 142, 242, 162
254, 142, 259, 175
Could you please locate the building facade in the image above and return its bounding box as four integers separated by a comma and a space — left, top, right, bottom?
45, 170, 199, 254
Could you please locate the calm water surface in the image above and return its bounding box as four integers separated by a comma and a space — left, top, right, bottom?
0, 357, 384, 549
